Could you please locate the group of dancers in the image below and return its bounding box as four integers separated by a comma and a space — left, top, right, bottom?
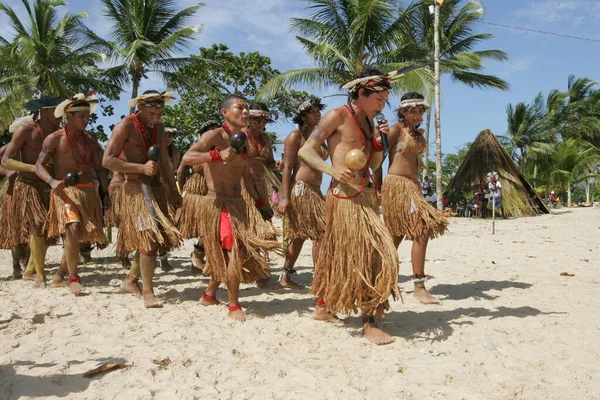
0, 68, 448, 345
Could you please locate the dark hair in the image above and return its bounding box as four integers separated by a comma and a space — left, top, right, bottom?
349, 68, 390, 100
249, 102, 270, 112
397, 92, 426, 122
198, 120, 220, 134
143, 89, 160, 95
292, 96, 326, 126
221, 95, 246, 110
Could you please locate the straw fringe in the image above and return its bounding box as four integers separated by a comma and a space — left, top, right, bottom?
312, 184, 399, 318
47, 185, 107, 246
116, 182, 181, 256
382, 175, 448, 240
198, 194, 281, 283
283, 182, 326, 241
104, 180, 123, 228
176, 170, 209, 238
0, 177, 51, 249
241, 180, 279, 240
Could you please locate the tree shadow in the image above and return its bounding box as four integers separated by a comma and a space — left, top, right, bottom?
429, 280, 533, 300
380, 306, 564, 342
1, 357, 128, 400
161, 287, 202, 304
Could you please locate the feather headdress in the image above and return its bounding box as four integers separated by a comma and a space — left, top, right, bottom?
128, 90, 175, 109
54, 92, 99, 119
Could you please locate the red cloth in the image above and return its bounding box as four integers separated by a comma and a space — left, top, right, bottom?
220, 205, 234, 250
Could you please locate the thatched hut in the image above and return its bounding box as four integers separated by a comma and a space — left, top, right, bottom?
445, 129, 549, 217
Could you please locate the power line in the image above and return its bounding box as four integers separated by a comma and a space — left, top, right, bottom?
476, 21, 600, 44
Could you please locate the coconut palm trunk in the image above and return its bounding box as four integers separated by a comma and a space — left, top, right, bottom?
424, 110, 432, 179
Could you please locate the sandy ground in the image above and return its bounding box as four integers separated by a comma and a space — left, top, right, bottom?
0, 207, 599, 400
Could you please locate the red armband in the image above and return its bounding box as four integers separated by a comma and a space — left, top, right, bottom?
209, 148, 222, 162
255, 198, 267, 208
372, 136, 384, 152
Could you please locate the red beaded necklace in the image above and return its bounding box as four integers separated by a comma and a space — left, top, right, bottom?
222, 123, 232, 137
64, 126, 92, 166
329, 105, 373, 199
36, 123, 47, 140
133, 112, 157, 150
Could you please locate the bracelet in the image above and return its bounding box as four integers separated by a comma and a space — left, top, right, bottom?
372, 136, 384, 152
209, 148, 222, 162
255, 198, 267, 208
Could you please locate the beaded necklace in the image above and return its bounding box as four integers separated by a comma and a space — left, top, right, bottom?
64, 126, 93, 166
133, 112, 157, 150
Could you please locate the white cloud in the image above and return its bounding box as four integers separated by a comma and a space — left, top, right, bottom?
497, 56, 536, 79
515, 0, 600, 32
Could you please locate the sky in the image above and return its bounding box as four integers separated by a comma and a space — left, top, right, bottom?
1, 0, 600, 159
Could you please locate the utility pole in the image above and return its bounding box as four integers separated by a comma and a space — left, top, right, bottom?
434, 0, 443, 210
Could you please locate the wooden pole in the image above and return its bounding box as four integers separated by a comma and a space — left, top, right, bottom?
434, 1, 443, 211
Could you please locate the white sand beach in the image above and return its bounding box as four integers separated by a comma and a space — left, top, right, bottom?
0, 207, 599, 400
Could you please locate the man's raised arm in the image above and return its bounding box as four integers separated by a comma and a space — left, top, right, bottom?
1, 127, 35, 173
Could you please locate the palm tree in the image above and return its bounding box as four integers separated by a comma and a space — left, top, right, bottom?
0, 0, 112, 129
393, 0, 509, 203
258, 0, 432, 99
550, 138, 598, 206
503, 93, 547, 171
97, 0, 203, 111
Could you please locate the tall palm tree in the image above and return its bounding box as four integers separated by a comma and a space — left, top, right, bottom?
258, 0, 432, 99
0, 0, 112, 129
97, 0, 203, 111
550, 138, 598, 206
393, 0, 509, 201
503, 93, 547, 171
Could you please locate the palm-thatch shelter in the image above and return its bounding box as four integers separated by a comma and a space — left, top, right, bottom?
445, 129, 549, 217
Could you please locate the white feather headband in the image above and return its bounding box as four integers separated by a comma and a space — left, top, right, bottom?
8, 114, 35, 134
128, 91, 176, 109
55, 93, 99, 119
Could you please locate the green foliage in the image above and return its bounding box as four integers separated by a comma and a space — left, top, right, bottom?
97, 0, 203, 106
259, 0, 431, 99
0, 0, 120, 129
164, 44, 308, 153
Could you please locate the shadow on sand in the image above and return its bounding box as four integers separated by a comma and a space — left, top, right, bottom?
429, 280, 533, 301
0, 357, 129, 400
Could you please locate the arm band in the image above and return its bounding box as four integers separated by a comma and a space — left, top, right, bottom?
209, 148, 222, 162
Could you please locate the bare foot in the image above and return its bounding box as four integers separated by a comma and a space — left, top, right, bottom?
312, 306, 345, 325
143, 290, 163, 308
256, 277, 270, 288
121, 276, 142, 299
227, 305, 246, 322
363, 321, 395, 346
199, 293, 220, 306
278, 273, 302, 289
22, 272, 37, 281
34, 277, 47, 288
13, 267, 23, 279
51, 271, 66, 287
67, 280, 86, 296
79, 253, 93, 265
413, 287, 440, 304
191, 250, 204, 270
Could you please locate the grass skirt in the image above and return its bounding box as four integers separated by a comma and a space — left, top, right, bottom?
198, 194, 281, 283
104, 180, 123, 228
312, 183, 399, 317
47, 185, 107, 246
0, 176, 51, 249
240, 179, 279, 240
283, 181, 326, 241
116, 181, 181, 256
177, 172, 208, 239
381, 175, 448, 240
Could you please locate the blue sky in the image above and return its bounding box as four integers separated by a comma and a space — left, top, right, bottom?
2, 0, 600, 158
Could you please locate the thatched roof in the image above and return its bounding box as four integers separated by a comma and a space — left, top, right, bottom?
445, 129, 549, 217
